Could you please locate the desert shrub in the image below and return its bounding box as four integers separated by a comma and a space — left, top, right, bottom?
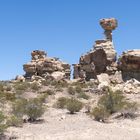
37, 93, 48, 103
25, 98, 45, 122
12, 98, 27, 118
46, 89, 55, 95
66, 98, 83, 114
51, 80, 68, 88
0, 92, 16, 102
71, 82, 88, 88
0, 111, 7, 135
30, 82, 40, 91
56, 97, 68, 109
67, 86, 76, 95
14, 82, 30, 91
91, 107, 110, 122
91, 89, 138, 122
7, 115, 23, 127
4, 92, 16, 101
77, 92, 90, 100
0, 83, 4, 92
75, 85, 83, 93
121, 102, 138, 118
98, 90, 125, 114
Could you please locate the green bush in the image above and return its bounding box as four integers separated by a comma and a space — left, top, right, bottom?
77, 92, 90, 100
7, 115, 23, 127
121, 102, 138, 118
91, 89, 138, 122
30, 82, 40, 91
0, 111, 7, 135
75, 85, 83, 93
56, 97, 68, 109
26, 98, 45, 122
91, 107, 110, 122
12, 98, 27, 118
0, 83, 4, 92
14, 82, 30, 91
66, 98, 83, 114
67, 86, 76, 95
37, 93, 48, 103
46, 89, 55, 95
98, 90, 125, 114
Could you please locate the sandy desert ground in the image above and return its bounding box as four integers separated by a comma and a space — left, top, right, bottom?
6, 93, 140, 140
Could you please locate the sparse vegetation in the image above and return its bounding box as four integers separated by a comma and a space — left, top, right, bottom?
0, 111, 7, 135
46, 89, 55, 95
26, 98, 45, 122
91, 88, 138, 122
67, 86, 76, 95
77, 92, 90, 100
7, 115, 23, 127
12, 98, 27, 118
91, 107, 110, 122
30, 82, 40, 91
66, 98, 83, 114
56, 97, 68, 109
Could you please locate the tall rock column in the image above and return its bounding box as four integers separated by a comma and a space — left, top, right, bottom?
73, 18, 118, 81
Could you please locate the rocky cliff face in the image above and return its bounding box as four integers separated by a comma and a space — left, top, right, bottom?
73, 18, 118, 81
23, 50, 71, 80
118, 50, 140, 81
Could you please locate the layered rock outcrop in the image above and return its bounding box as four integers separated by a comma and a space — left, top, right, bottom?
73, 18, 118, 81
23, 50, 71, 80
118, 50, 140, 81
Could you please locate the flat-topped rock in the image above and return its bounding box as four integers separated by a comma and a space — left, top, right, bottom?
118, 50, 140, 81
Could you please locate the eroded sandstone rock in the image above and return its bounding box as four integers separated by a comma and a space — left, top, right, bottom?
118, 50, 140, 81
73, 18, 118, 81
23, 50, 71, 81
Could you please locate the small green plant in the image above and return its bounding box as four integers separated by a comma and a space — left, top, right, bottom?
7, 115, 23, 127
46, 89, 55, 95
0, 111, 7, 135
0, 83, 4, 92
121, 102, 138, 118
12, 98, 27, 118
66, 98, 83, 114
98, 90, 125, 114
14, 82, 30, 91
91, 88, 138, 122
56, 97, 68, 109
37, 93, 48, 103
77, 92, 90, 100
30, 82, 40, 91
26, 98, 45, 122
67, 86, 76, 95
75, 85, 83, 93
91, 107, 110, 122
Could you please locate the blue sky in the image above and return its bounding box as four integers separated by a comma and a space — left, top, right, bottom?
0, 0, 140, 80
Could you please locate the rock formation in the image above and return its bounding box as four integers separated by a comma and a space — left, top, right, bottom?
73, 18, 118, 81
23, 50, 71, 81
118, 50, 140, 81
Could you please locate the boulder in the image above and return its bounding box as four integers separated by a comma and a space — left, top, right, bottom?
51, 71, 65, 81
23, 50, 71, 80
118, 50, 140, 81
